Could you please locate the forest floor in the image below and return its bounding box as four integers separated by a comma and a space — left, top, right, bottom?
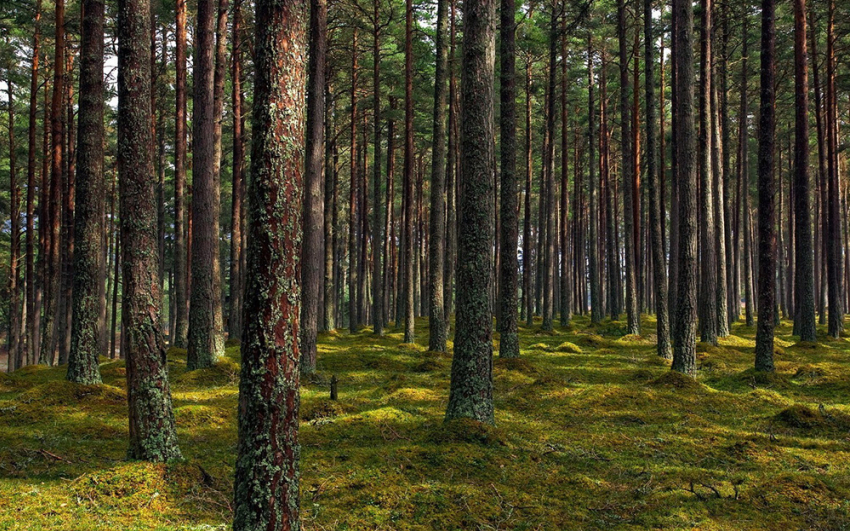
1, 316, 850, 530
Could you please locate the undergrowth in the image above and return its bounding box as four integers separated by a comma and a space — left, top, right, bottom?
1, 315, 849, 530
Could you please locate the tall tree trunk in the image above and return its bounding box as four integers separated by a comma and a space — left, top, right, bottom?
794, 0, 816, 341
232, 0, 306, 523
58, 56, 76, 366
523, 59, 534, 325
40, 0, 65, 366
371, 0, 384, 338
445, 0, 495, 424
349, 29, 359, 332
720, 2, 735, 326
173, 0, 189, 348
428, 0, 449, 351
541, 7, 557, 332
497, 0, 518, 355
403, 0, 415, 343
325, 95, 338, 331
188, 0, 225, 369
645, 0, 671, 358
228, 0, 246, 342
754, 0, 776, 372
587, 36, 601, 324
559, 18, 571, 328
808, 8, 827, 325
672, 0, 698, 376
443, 0, 458, 326
300, 0, 326, 372
825, 0, 842, 338
68, 0, 106, 384
712, 63, 729, 337
7, 72, 21, 371
740, 15, 754, 327
697, 0, 717, 345
117, 0, 182, 460
25, 0, 43, 367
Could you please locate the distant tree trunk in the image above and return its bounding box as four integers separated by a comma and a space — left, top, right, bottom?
645, 0, 671, 358
446, 0, 495, 424
825, 0, 842, 338
228, 0, 245, 342
25, 0, 43, 367
371, 0, 384, 338
39, 0, 65, 366
443, 0, 458, 326
349, 30, 359, 333
68, 0, 106, 384
793, 0, 816, 341
7, 72, 21, 372
559, 17, 571, 328
618, 0, 638, 334
403, 0, 415, 343
173, 0, 189, 348
672, 0, 698, 376
541, 7, 557, 333
232, 0, 306, 523
697, 0, 718, 345
383, 97, 396, 327
587, 37, 601, 324
58, 57, 77, 367
498, 0, 519, 355
740, 16, 754, 327
325, 94, 338, 331
720, 2, 735, 327
300, 0, 326, 373
712, 60, 729, 338
187, 0, 224, 369
117, 0, 182, 460
808, 8, 827, 326
754, 0, 776, 372
523, 59, 534, 325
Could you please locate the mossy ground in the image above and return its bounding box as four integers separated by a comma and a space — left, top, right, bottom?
2, 315, 850, 530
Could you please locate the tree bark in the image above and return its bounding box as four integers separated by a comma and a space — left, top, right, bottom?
497, 0, 518, 355
793, 0, 816, 341
173, 0, 189, 348
228, 0, 246, 342
117, 0, 182, 460
68, 0, 106, 384
645, 0, 671, 358
403, 0, 415, 343
188, 0, 225, 369
445, 0, 495, 424
7, 70, 21, 371
825, 0, 842, 338
232, 0, 306, 524
754, 0, 776, 372
587, 36, 601, 324
300, 0, 326, 372
672, 0, 698, 376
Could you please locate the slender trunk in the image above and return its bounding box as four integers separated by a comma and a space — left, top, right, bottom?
645, 0, 671, 358
443, 0, 458, 326
173, 0, 189, 347
117, 0, 181, 460
228, 0, 245, 342
349, 30, 359, 332
587, 37, 601, 324
523, 60, 534, 325
428, 0, 449, 350
825, 0, 842, 338
68, 0, 106, 384
559, 18, 571, 328
672, 0, 698, 376
300, 0, 326, 372
7, 72, 21, 371
371, 0, 384, 337
403, 0, 415, 343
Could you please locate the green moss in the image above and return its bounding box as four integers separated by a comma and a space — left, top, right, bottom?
554, 341, 582, 354
3, 314, 850, 530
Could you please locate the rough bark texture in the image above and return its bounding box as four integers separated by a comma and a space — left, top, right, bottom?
7, 74, 20, 371
825, 0, 842, 338
672, 0, 698, 376
618, 0, 639, 335
300, 0, 326, 373
645, 0, 671, 359
754, 0, 776, 372
403, 0, 415, 344
228, 0, 246, 342
587, 38, 601, 325
68, 0, 106, 384
117, 0, 182, 461
541, 9, 557, 333
188, 0, 225, 369
349, 30, 359, 333
232, 0, 306, 526
740, 17, 754, 327
559, 20, 571, 329
173, 0, 189, 348
444, 0, 458, 328
793, 0, 816, 342
497, 0, 518, 357
697, 0, 717, 345
371, 0, 384, 338
25, 0, 42, 367
445, 0, 495, 424
428, 0, 449, 352
40, 0, 65, 366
